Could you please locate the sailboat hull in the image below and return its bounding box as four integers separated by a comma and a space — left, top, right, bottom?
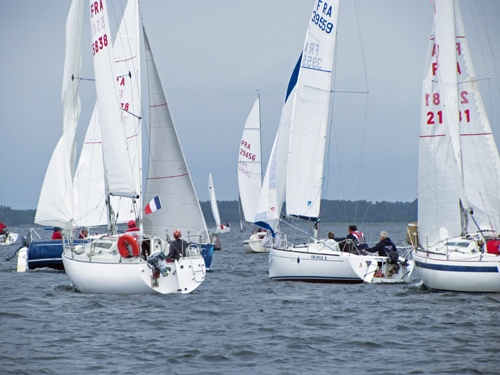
269, 242, 414, 283
413, 241, 500, 292
269, 244, 362, 283
62, 236, 206, 294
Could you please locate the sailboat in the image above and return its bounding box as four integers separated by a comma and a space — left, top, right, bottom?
412, 0, 500, 293
208, 173, 230, 234
265, 0, 414, 283
61, 0, 206, 294
238, 96, 267, 253
0, 232, 18, 246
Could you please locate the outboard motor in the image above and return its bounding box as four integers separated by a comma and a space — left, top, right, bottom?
147, 251, 170, 277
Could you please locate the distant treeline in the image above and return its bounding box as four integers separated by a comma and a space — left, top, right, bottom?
200, 199, 417, 225
0, 206, 36, 226
1, 199, 417, 226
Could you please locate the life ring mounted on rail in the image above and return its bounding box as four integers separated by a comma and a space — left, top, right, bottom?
117, 234, 140, 258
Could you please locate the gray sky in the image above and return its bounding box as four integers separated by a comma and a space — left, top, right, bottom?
1, 0, 499, 210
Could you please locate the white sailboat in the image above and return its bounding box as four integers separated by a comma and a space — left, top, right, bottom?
266, 0, 414, 283
412, 0, 500, 292
238, 96, 267, 253
208, 173, 230, 235
62, 0, 206, 294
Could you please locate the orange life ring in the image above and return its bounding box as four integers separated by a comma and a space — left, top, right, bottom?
117, 234, 140, 258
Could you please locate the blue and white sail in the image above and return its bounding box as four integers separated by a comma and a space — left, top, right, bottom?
254, 0, 339, 232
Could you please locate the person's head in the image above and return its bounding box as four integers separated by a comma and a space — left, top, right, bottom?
328, 231, 334, 239
348, 225, 357, 233
173, 230, 181, 239
81, 229, 88, 236
54, 227, 62, 233
380, 231, 389, 239
128, 220, 137, 229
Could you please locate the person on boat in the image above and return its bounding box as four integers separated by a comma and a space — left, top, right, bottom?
167, 230, 189, 260
0, 221, 8, 236
346, 225, 369, 250
79, 229, 88, 238
364, 231, 398, 277
126, 220, 140, 233
52, 227, 63, 240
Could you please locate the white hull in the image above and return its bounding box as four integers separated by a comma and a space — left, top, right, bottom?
213, 226, 230, 234
413, 236, 500, 292
269, 241, 414, 284
0, 233, 19, 246
242, 238, 268, 253
63, 235, 205, 294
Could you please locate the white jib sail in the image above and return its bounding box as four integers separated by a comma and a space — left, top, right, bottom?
90, 0, 137, 199
208, 173, 221, 228
35, 0, 84, 231
285, 0, 339, 220
238, 97, 262, 223
142, 27, 209, 243
74, 0, 141, 227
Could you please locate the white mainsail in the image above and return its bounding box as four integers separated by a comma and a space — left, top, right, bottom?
254, 0, 339, 231
74, 0, 141, 227
285, 0, 339, 220
208, 173, 221, 228
90, 0, 137, 201
35, 0, 84, 231
142, 27, 209, 242
238, 97, 262, 223
418, 0, 500, 247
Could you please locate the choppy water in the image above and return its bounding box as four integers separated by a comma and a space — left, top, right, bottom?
1, 223, 499, 375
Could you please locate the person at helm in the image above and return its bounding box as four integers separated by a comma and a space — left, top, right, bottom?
167, 230, 189, 261
126, 220, 140, 233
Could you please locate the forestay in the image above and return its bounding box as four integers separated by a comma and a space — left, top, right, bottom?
34, 0, 84, 231
418, 0, 500, 247
142, 28, 209, 242
238, 97, 262, 223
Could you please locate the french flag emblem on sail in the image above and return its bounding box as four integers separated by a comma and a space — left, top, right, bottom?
145, 196, 162, 215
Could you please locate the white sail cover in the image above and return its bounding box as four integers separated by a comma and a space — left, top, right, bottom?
418, 0, 500, 246
90, 0, 137, 199
285, 0, 339, 219
237, 97, 262, 223
74, 0, 141, 227
35, 0, 84, 231
208, 173, 221, 227
142, 27, 209, 242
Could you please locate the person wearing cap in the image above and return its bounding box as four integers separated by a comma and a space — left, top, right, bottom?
52, 228, 63, 240
364, 231, 398, 277
167, 230, 189, 260
126, 220, 140, 233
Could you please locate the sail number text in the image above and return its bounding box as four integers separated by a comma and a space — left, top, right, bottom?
302, 43, 323, 70
311, 1, 335, 34
238, 161, 251, 179
90, 2, 108, 56
425, 91, 470, 125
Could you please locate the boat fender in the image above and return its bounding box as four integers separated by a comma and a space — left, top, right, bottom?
117, 234, 140, 258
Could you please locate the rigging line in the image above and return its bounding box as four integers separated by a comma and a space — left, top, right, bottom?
353, 0, 370, 223
329, 21, 347, 226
